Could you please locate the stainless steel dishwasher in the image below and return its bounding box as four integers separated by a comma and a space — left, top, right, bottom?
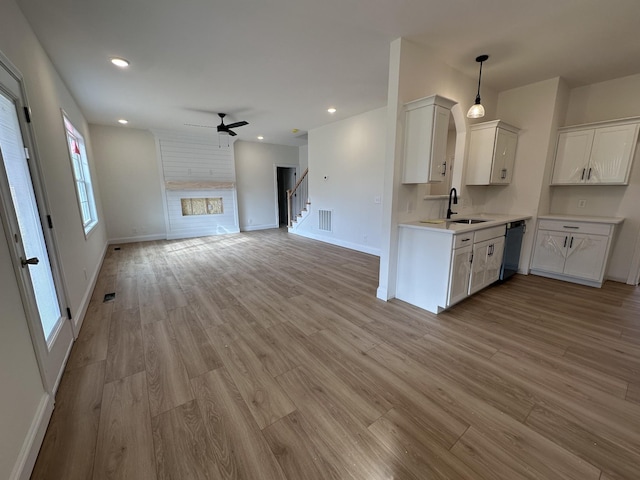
500, 220, 526, 280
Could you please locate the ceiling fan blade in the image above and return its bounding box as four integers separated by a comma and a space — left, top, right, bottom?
225, 121, 248, 129
228, 130, 238, 136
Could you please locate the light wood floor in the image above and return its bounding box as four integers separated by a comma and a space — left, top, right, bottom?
31, 228, 640, 480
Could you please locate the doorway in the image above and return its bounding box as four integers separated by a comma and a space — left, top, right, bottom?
0, 57, 72, 393
276, 166, 297, 227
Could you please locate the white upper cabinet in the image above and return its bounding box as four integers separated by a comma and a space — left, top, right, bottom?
402, 95, 457, 184
466, 120, 519, 185
551, 119, 639, 185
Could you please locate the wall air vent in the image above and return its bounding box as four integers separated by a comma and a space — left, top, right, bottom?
318, 209, 332, 232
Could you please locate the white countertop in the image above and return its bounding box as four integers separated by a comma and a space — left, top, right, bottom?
537, 214, 624, 225
399, 213, 532, 234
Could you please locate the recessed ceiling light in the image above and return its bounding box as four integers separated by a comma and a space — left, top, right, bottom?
110, 57, 130, 68
118, 119, 128, 124
327, 107, 337, 114
257, 136, 264, 140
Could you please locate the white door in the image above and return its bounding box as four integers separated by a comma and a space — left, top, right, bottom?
468, 239, 489, 295
530, 231, 568, 274
551, 130, 594, 184
588, 124, 638, 184
0, 61, 73, 393
563, 234, 609, 281
447, 244, 472, 306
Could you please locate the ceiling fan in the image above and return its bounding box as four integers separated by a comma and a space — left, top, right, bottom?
217, 113, 248, 136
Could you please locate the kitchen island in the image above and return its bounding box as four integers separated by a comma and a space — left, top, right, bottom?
396, 213, 531, 313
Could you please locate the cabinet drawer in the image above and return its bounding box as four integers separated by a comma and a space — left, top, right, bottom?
538, 220, 611, 236
474, 224, 506, 243
453, 233, 474, 249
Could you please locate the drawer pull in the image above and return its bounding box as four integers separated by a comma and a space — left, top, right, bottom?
461, 238, 470, 242
563, 226, 579, 229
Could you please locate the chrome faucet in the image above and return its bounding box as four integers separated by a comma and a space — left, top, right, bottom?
446, 187, 458, 219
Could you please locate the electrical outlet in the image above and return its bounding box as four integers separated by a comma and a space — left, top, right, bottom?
578, 199, 587, 208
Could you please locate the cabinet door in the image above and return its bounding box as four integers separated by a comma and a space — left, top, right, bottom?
468, 240, 489, 295
563, 234, 609, 281
429, 105, 451, 182
489, 129, 518, 184
588, 124, 639, 184
551, 130, 594, 184
447, 245, 472, 306
402, 104, 450, 184
484, 236, 505, 285
530, 230, 568, 274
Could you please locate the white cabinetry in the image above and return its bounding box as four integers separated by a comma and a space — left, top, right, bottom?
402, 95, 457, 184
447, 233, 473, 306
396, 222, 509, 314
530, 217, 622, 287
466, 120, 519, 185
551, 119, 639, 185
468, 226, 506, 294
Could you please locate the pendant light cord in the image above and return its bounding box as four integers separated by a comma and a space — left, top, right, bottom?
476, 60, 483, 100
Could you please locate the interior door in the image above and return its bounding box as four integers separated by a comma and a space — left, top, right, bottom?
0, 61, 72, 393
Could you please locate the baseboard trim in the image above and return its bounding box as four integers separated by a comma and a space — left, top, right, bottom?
108, 233, 167, 244
290, 230, 381, 257
10, 392, 54, 480
166, 228, 240, 240
241, 223, 278, 232
71, 241, 109, 337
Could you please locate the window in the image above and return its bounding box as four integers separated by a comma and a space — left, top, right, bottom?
63, 114, 98, 235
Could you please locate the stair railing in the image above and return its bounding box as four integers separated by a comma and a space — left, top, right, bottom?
287, 168, 309, 227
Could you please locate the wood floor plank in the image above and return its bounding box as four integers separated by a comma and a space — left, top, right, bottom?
191, 367, 287, 480
105, 307, 145, 383
31, 362, 105, 480
143, 320, 194, 417
368, 410, 482, 480
93, 372, 156, 480
66, 302, 113, 370
262, 411, 347, 480
169, 306, 223, 378
627, 383, 640, 405
113, 274, 139, 312
208, 332, 296, 429
526, 404, 640, 480
151, 400, 220, 480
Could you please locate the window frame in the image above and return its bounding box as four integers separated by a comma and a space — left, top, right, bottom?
62, 112, 98, 236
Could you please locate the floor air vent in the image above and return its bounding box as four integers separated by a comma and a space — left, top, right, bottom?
318, 209, 332, 232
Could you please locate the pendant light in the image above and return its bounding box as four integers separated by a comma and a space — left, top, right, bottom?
467, 54, 489, 119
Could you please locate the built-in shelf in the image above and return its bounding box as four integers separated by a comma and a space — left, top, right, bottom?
164, 181, 235, 191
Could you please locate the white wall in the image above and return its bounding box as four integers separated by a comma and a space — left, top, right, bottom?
0, 0, 108, 477
234, 141, 299, 231
299, 144, 308, 172
294, 107, 386, 255
90, 125, 165, 242
550, 73, 640, 282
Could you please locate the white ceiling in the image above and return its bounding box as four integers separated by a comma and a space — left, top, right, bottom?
16, 0, 640, 146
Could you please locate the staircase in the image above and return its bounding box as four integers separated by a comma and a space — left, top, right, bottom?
287, 168, 310, 231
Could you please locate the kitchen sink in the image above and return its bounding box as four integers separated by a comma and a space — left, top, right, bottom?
449, 219, 490, 224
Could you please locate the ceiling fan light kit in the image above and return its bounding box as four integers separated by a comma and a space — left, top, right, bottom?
467, 54, 489, 119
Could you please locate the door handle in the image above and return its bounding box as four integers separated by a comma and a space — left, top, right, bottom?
21, 257, 40, 267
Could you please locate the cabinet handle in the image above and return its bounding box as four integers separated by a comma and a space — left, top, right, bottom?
461, 238, 470, 242
564, 236, 568, 248
581, 168, 586, 180
588, 167, 592, 180
470, 253, 474, 264
569, 237, 574, 248
501, 168, 507, 179
563, 226, 579, 229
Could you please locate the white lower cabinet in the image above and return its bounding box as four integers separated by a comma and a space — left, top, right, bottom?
396, 223, 508, 314
469, 236, 505, 295
447, 244, 472, 307
530, 217, 622, 287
